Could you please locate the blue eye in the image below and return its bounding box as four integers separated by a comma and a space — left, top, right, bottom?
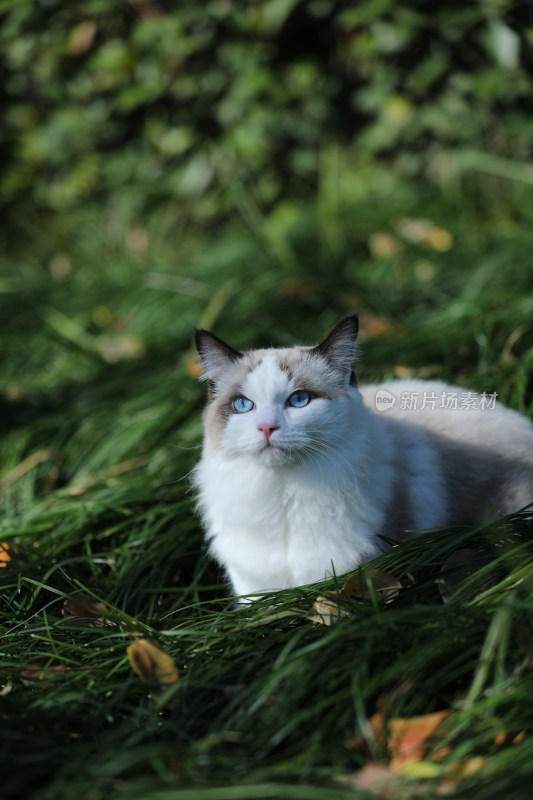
288, 390, 311, 408
233, 395, 254, 413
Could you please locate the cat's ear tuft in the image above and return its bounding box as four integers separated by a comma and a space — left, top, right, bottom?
194, 329, 243, 385
311, 314, 359, 377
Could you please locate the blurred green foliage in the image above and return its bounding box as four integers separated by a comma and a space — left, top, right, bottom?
1, 0, 532, 235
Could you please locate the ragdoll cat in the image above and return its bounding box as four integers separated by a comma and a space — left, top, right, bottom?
193, 314, 533, 598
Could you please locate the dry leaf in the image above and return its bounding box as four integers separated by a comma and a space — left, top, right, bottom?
389, 710, 451, 771
309, 569, 402, 625
308, 594, 351, 626
127, 639, 179, 693
0, 542, 16, 568
62, 593, 107, 627
341, 569, 402, 603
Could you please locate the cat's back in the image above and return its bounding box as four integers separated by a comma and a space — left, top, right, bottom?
360, 378, 533, 461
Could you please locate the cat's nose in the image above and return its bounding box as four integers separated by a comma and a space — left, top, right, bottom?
257, 423, 279, 442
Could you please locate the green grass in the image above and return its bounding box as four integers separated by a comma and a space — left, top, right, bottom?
2, 169, 533, 800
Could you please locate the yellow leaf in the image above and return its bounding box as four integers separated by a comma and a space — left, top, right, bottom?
389, 710, 451, 771
127, 639, 179, 689
0, 542, 15, 568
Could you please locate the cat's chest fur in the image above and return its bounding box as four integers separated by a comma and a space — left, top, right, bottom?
195, 443, 394, 596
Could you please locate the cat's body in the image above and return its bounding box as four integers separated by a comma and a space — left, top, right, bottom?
194, 315, 533, 598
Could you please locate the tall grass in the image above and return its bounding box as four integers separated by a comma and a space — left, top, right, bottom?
2, 170, 533, 799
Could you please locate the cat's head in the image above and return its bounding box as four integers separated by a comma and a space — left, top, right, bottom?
195, 315, 360, 465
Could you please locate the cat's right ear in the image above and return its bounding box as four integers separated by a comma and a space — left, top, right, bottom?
311, 314, 359, 380
194, 329, 243, 387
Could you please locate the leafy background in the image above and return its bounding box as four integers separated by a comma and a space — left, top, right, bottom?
2, 1, 533, 799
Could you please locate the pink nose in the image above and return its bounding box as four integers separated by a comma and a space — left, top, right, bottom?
257, 423, 279, 442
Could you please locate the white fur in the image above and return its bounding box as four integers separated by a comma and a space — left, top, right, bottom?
194, 356, 533, 599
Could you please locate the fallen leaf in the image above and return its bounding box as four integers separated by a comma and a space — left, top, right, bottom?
309, 569, 403, 625
62, 593, 107, 627
341, 568, 402, 604
127, 638, 179, 696
308, 594, 351, 626
388, 710, 451, 771
0, 542, 16, 568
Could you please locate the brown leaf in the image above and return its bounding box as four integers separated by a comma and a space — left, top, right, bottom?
127, 639, 179, 692
388, 710, 451, 771
62, 593, 107, 627
340, 569, 402, 604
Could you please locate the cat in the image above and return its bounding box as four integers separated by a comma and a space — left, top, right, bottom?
193, 314, 533, 599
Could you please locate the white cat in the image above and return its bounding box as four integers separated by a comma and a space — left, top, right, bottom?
193, 315, 533, 598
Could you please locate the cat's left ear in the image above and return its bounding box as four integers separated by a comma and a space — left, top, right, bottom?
194, 329, 243, 385
311, 314, 359, 379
